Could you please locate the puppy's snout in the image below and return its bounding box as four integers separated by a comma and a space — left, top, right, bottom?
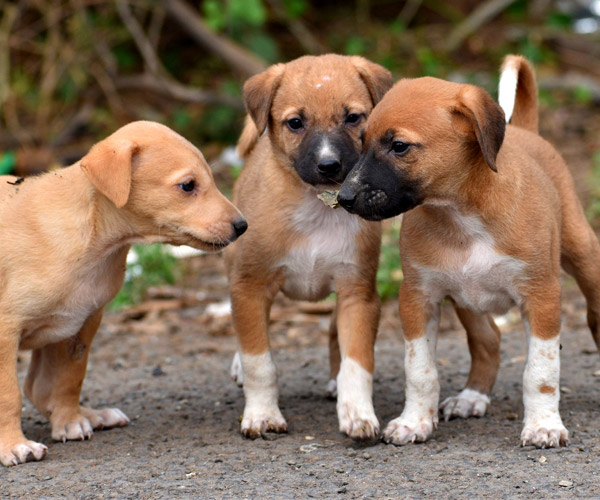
317, 158, 342, 177
231, 218, 248, 240
337, 186, 357, 211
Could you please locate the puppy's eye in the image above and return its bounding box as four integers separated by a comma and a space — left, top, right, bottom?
287, 118, 304, 131
179, 180, 196, 193
345, 113, 362, 126
391, 141, 411, 156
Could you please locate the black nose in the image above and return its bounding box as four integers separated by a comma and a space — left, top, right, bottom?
232, 218, 248, 239
337, 187, 356, 211
317, 159, 342, 176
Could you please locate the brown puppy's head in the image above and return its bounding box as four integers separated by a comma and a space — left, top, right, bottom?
243, 54, 392, 188
81, 121, 247, 251
338, 77, 506, 220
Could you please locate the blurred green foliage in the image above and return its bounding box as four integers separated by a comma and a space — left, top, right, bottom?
2, 0, 595, 153
110, 245, 180, 310
586, 150, 600, 226
377, 221, 403, 301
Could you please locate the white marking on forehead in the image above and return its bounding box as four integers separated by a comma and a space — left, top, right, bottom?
322, 75, 332, 81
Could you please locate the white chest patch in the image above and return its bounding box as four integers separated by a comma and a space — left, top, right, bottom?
279, 195, 361, 301
417, 211, 525, 314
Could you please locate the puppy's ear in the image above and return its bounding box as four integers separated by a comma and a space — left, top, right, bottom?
81, 138, 139, 208
452, 85, 505, 172
243, 63, 285, 135
351, 56, 393, 105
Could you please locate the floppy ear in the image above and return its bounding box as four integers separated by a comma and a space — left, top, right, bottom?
452, 85, 505, 172
80, 137, 139, 208
351, 56, 393, 105
243, 63, 285, 135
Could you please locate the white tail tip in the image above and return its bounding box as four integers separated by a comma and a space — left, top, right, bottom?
498, 63, 518, 124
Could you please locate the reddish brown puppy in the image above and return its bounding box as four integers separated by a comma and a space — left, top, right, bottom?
224, 54, 392, 440
339, 55, 600, 448
0, 121, 245, 466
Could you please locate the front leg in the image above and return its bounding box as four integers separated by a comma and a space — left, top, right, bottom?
383, 285, 440, 445
335, 282, 380, 439
230, 280, 287, 439
0, 320, 47, 466
24, 309, 129, 443
520, 281, 568, 448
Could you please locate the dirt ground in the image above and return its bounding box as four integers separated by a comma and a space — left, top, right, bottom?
3, 107, 600, 499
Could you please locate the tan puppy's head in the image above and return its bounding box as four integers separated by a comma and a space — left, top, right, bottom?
338, 77, 506, 220
81, 121, 247, 251
243, 54, 392, 187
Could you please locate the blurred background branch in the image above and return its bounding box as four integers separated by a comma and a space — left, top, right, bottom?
0, 0, 598, 175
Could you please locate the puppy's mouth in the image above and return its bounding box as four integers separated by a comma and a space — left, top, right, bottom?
180, 231, 233, 252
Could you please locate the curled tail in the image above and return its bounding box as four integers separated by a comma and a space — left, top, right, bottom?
498, 55, 538, 134
236, 115, 260, 159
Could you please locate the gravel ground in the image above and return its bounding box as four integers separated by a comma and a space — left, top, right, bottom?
2, 276, 600, 499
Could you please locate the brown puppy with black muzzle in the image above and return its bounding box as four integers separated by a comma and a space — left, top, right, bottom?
0, 121, 246, 466
224, 54, 392, 440
339, 55, 600, 448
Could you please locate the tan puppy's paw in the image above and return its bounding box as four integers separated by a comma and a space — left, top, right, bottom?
240, 408, 287, 439
81, 407, 130, 429
0, 439, 47, 467
440, 388, 490, 421
521, 422, 569, 448
337, 402, 379, 440
382, 416, 435, 445
51, 407, 129, 442
230, 351, 244, 387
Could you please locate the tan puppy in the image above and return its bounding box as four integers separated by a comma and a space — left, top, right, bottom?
225, 54, 392, 439
338, 56, 600, 448
0, 121, 246, 466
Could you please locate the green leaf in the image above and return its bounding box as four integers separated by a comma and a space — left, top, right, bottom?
230, 0, 266, 27
246, 32, 279, 62
0, 151, 16, 175
283, 0, 308, 18
345, 36, 368, 56
203, 0, 226, 31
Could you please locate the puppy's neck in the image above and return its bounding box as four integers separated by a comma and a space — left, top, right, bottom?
426, 158, 503, 214
53, 165, 137, 261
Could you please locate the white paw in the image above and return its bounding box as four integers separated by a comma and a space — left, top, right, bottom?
52, 407, 129, 442
326, 379, 337, 399
440, 388, 490, 421
0, 440, 47, 467
240, 407, 287, 439
521, 420, 569, 448
230, 351, 244, 387
336, 358, 378, 439
82, 407, 130, 429
337, 400, 379, 439
382, 414, 436, 445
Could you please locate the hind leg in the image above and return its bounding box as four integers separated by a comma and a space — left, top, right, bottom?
560, 207, 600, 352
24, 309, 129, 442
440, 306, 501, 420
326, 308, 341, 399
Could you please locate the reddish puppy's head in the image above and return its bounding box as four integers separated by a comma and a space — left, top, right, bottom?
338, 77, 506, 220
